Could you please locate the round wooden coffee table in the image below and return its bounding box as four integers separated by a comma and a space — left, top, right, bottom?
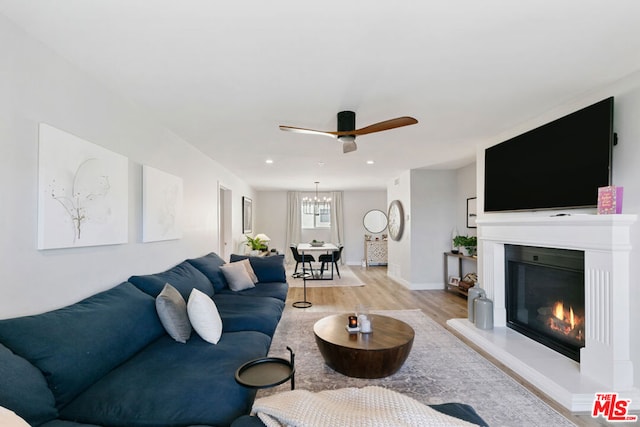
313, 313, 414, 378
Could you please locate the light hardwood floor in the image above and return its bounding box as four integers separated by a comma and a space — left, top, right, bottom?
285, 265, 609, 427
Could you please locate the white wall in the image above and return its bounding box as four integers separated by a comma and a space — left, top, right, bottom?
386, 169, 467, 290
254, 191, 288, 254
409, 169, 458, 289
0, 15, 254, 319
612, 77, 640, 389
342, 190, 388, 264
386, 171, 412, 285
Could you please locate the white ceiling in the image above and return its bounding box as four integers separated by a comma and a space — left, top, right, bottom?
3, 1, 640, 191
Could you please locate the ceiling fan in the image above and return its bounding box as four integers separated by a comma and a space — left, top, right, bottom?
279, 111, 418, 153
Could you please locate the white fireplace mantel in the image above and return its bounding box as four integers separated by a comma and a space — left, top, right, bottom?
448, 213, 638, 411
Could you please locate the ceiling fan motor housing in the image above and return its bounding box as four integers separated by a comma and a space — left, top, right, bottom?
337, 110, 356, 135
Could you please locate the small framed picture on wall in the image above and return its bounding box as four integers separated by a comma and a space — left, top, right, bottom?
467, 197, 477, 229
242, 196, 252, 234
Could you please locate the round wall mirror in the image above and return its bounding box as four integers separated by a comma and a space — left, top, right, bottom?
363, 209, 388, 234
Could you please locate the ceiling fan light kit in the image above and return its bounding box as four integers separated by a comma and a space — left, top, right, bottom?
338, 135, 357, 153
279, 110, 417, 153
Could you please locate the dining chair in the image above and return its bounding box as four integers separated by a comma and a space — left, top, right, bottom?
319, 245, 343, 278
290, 245, 315, 277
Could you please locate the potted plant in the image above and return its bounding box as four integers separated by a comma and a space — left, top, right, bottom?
453, 235, 477, 256
245, 235, 267, 255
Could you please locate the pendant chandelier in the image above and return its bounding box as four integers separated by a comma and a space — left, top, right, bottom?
302, 181, 331, 215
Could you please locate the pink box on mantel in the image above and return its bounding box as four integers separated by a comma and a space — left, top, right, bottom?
598, 186, 624, 214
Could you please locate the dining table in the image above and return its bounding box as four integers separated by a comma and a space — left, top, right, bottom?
297, 242, 339, 280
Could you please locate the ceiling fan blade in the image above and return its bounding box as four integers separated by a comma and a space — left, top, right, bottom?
335, 116, 418, 136
278, 125, 336, 138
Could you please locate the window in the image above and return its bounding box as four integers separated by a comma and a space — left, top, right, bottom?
301, 203, 331, 229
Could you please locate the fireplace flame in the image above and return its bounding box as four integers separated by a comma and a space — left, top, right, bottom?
548, 301, 582, 338
570, 306, 575, 329
553, 301, 564, 320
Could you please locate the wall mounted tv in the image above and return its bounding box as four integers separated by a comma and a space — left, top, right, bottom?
484, 97, 614, 212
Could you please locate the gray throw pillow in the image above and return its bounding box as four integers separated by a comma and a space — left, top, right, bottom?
220, 262, 256, 291
156, 283, 192, 343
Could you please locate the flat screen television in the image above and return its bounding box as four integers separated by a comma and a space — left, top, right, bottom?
484, 97, 614, 212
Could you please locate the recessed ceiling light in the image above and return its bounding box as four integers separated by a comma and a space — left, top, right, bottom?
366, 160, 375, 165
318, 161, 325, 167
265, 159, 274, 164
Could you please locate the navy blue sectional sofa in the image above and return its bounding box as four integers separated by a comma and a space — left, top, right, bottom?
0, 250, 488, 427
0, 252, 288, 427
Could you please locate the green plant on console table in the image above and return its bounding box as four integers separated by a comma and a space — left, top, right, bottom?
245, 235, 267, 251
453, 235, 477, 255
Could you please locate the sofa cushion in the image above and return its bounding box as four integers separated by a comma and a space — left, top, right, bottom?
40, 421, 102, 427
0, 282, 164, 409
216, 281, 289, 301
60, 332, 272, 427
0, 343, 58, 426
156, 283, 192, 343
213, 294, 284, 337
231, 415, 268, 427
186, 252, 229, 292
129, 261, 215, 300
230, 254, 286, 283
429, 403, 489, 426
221, 261, 256, 291
187, 289, 223, 344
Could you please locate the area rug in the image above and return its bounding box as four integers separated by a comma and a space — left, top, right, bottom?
285, 264, 365, 287
258, 309, 575, 427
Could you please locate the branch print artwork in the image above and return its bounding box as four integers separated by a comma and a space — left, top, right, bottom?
38, 123, 128, 249
49, 158, 111, 242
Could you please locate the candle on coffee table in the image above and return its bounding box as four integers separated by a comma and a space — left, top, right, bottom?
348, 315, 358, 328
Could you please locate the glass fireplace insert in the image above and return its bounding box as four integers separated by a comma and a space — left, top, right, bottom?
505, 244, 585, 362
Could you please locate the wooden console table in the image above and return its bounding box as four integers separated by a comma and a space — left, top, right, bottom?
443, 252, 477, 296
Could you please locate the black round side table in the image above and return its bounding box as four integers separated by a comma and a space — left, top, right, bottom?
235, 347, 295, 390
292, 273, 312, 308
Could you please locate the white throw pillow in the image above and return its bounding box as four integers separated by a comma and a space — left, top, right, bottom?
187, 289, 223, 344
0, 406, 30, 427
220, 261, 256, 291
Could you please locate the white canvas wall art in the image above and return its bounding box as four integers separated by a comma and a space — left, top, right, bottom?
38, 123, 128, 249
142, 165, 183, 242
